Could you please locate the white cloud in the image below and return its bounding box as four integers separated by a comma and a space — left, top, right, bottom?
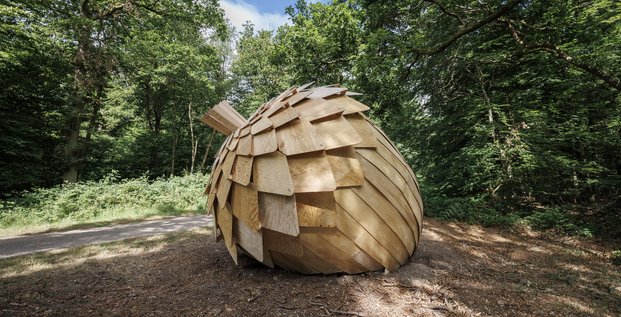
220, 0, 290, 33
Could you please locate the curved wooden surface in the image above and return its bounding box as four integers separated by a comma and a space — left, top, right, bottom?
203, 84, 423, 274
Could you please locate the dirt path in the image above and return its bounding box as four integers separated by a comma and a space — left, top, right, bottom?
0, 215, 211, 259
0, 218, 619, 316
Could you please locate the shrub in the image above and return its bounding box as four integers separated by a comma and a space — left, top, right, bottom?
0, 173, 210, 231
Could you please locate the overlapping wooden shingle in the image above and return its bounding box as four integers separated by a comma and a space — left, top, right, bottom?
201, 84, 424, 275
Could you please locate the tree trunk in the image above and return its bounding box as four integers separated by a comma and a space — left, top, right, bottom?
171, 133, 178, 177
188, 102, 198, 174
200, 130, 216, 173
63, 0, 92, 183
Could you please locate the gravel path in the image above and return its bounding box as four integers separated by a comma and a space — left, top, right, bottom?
0, 215, 212, 259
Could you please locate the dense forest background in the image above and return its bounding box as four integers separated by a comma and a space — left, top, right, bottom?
1, 0, 620, 237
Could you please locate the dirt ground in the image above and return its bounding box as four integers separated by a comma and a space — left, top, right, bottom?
1, 218, 619, 316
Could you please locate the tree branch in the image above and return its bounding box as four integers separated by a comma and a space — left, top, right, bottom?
505, 19, 621, 92
424, 0, 465, 26
409, 0, 522, 55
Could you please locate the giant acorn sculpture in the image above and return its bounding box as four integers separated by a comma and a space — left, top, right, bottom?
201, 84, 423, 274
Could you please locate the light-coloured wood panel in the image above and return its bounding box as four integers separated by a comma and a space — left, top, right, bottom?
214, 100, 247, 127
251, 129, 278, 156
215, 152, 235, 205
250, 116, 273, 135
239, 125, 251, 137
216, 202, 233, 248
284, 90, 311, 106
345, 113, 377, 148
334, 188, 409, 264
269, 105, 300, 128
258, 192, 299, 236
351, 181, 416, 253
295, 99, 344, 122
264, 229, 303, 256
276, 119, 325, 155
263, 100, 286, 117
299, 247, 341, 274
335, 203, 401, 271
312, 116, 362, 150
356, 152, 421, 237
325, 146, 365, 187
208, 107, 240, 133
230, 155, 253, 186
295, 192, 336, 227
330, 96, 370, 114
270, 251, 315, 274
253, 151, 294, 196
357, 148, 423, 231
226, 136, 239, 151
236, 133, 252, 156
373, 138, 423, 214
201, 114, 232, 135
235, 219, 263, 262
231, 183, 260, 231
300, 231, 368, 274
351, 250, 382, 271
307, 87, 346, 99
287, 151, 336, 193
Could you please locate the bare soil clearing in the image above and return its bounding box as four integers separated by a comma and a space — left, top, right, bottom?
1, 218, 619, 316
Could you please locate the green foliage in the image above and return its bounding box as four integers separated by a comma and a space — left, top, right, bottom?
0, 173, 209, 232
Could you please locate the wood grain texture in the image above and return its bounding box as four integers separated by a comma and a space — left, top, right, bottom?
253, 151, 294, 196
312, 116, 362, 150
295, 99, 344, 122
251, 129, 278, 156
227, 136, 239, 151
357, 148, 423, 230
201, 114, 232, 135
276, 119, 325, 155
295, 192, 337, 227
264, 229, 303, 256
258, 192, 299, 236
356, 152, 421, 237
351, 181, 416, 253
334, 188, 409, 265
299, 231, 367, 274
236, 134, 252, 156
269, 105, 300, 128
230, 155, 253, 186
263, 100, 286, 117
215, 152, 235, 205
345, 113, 377, 148
231, 183, 260, 231
335, 203, 401, 271
235, 219, 263, 262
287, 151, 336, 193
325, 146, 365, 187
284, 90, 311, 106
239, 125, 251, 137
330, 96, 370, 114
250, 116, 273, 135
202, 84, 424, 275
216, 202, 233, 248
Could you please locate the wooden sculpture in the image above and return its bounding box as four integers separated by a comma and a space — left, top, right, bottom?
201, 84, 423, 274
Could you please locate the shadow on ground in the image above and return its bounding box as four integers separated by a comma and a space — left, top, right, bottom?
0, 219, 619, 316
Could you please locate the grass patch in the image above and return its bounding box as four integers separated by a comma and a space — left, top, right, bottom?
0, 173, 210, 236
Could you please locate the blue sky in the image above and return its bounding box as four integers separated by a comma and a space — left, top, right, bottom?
220, 0, 326, 32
